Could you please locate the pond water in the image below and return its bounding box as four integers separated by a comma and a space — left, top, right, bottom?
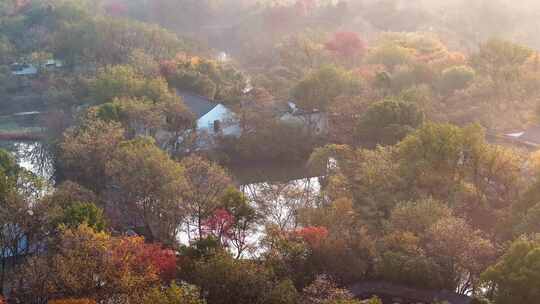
0, 140, 54, 180
2, 139, 323, 257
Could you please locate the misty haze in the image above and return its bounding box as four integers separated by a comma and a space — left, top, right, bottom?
0, 1, 539, 304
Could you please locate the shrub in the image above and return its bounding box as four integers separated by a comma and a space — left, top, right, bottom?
48, 299, 97, 304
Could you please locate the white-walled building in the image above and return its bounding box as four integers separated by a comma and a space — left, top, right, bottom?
177, 90, 240, 138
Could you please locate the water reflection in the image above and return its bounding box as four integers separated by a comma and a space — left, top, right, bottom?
0, 141, 54, 181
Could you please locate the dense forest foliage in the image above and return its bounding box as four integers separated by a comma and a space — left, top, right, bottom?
1, 0, 540, 304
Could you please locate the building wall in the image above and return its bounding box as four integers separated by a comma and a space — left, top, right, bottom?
198, 104, 240, 137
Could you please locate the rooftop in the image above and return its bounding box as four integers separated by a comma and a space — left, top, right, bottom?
176, 90, 218, 119
349, 281, 471, 304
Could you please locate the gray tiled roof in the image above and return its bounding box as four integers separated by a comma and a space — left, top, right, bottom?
176, 90, 217, 119
349, 281, 471, 304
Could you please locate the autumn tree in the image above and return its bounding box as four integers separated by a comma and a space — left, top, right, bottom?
277, 30, 330, 75
201, 209, 234, 250
297, 198, 377, 283
396, 123, 523, 239
327, 95, 368, 145
48, 299, 96, 304
301, 275, 355, 304
106, 137, 187, 245
244, 178, 320, 232
14, 225, 175, 303
180, 155, 233, 241
471, 39, 533, 80
217, 187, 258, 258
261, 226, 317, 288
425, 217, 496, 294
324, 31, 366, 66
293, 65, 362, 112
128, 49, 160, 77
309, 145, 406, 228
59, 110, 125, 194
380, 200, 496, 293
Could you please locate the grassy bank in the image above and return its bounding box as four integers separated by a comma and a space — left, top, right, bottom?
0, 132, 44, 141
0, 114, 45, 140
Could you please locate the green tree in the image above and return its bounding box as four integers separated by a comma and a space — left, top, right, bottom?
309, 145, 406, 228
292, 65, 362, 112
0, 152, 50, 294
188, 252, 277, 304
163, 56, 246, 104
367, 44, 412, 71
438, 65, 476, 95
143, 282, 206, 304
42, 181, 98, 211
377, 246, 447, 290
0, 65, 17, 96
0, 35, 14, 65
356, 98, 424, 146
396, 123, 485, 200
389, 198, 452, 236
219, 187, 258, 258
89, 65, 175, 105
481, 237, 540, 304
267, 279, 299, 304
57, 202, 106, 232
0, 149, 20, 179
96, 96, 195, 150
472, 39, 533, 77
514, 202, 540, 235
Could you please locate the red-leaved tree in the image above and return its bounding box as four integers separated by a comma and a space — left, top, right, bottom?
138, 243, 177, 282
202, 209, 235, 246
293, 226, 329, 248
105, 1, 128, 16
112, 237, 177, 284
325, 32, 367, 64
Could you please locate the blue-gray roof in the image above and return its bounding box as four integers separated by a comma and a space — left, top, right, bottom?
176, 90, 218, 119
349, 281, 471, 304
